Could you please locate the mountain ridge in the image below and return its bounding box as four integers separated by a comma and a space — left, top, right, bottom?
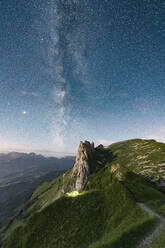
1, 138, 165, 248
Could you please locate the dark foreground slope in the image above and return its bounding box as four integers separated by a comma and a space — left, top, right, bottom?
0, 153, 74, 229
1, 139, 165, 248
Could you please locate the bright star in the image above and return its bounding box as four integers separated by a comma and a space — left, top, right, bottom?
23, 111, 27, 115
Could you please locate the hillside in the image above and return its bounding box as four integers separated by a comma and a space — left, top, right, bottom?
1, 139, 165, 248
0, 152, 74, 229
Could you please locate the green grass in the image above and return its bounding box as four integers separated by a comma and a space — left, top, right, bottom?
108, 139, 165, 178
89, 217, 157, 248
4, 190, 105, 248
19, 169, 76, 219
146, 199, 165, 217
146, 228, 165, 248
14, 139, 165, 222
2, 139, 165, 248
3, 181, 158, 248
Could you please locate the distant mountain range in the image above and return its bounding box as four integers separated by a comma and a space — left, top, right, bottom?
0, 152, 75, 229
0, 152, 75, 180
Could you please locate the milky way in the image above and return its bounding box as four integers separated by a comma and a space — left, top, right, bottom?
0, 0, 165, 155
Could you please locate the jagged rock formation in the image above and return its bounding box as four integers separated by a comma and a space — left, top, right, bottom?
72, 141, 94, 191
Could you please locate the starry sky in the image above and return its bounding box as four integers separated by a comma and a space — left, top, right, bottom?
0, 0, 165, 155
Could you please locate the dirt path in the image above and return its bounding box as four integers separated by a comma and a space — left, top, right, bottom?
137, 203, 165, 248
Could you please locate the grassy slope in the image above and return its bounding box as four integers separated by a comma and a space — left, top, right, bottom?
108, 139, 165, 179
3, 182, 157, 248
147, 228, 165, 248
2, 139, 165, 248
107, 139, 165, 216
2, 145, 114, 229
11, 138, 165, 222
0, 170, 63, 229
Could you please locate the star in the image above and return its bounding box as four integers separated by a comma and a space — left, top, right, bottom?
22, 111, 27, 115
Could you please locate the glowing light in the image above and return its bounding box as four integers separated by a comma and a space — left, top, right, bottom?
66, 191, 79, 197
23, 111, 27, 115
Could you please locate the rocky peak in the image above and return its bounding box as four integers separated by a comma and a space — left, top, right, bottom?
72, 141, 95, 192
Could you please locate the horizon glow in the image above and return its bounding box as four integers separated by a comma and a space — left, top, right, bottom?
0, 0, 165, 155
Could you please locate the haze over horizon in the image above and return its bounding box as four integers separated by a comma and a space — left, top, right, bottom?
1, 0, 165, 155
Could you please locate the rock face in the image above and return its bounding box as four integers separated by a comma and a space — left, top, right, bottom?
72, 141, 94, 192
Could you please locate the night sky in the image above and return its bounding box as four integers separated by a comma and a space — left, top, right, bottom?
0, 0, 165, 155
